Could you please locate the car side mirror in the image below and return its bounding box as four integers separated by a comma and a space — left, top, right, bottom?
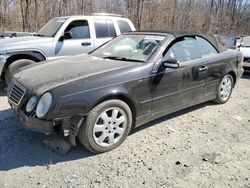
64, 31, 72, 39
162, 58, 179, 69
59, 31, 72, 42
59, 35, 64, 42
237, 42, 245, 48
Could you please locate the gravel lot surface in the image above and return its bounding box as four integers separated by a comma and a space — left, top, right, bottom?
0, 74, 250, 188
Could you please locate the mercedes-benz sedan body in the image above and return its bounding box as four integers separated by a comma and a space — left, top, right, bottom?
7, 31, 244, 153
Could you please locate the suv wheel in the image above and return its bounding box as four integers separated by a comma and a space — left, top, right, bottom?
78, 100, 132, 153
213, 74, 234, 104
4, 59, 36, 85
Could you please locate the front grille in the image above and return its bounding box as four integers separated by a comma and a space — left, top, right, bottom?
7, 80, 27, 107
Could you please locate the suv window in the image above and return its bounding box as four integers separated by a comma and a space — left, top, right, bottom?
196, 36, 218, 57
117, 20, 132, 33
107, 20, 116, 37
164, 37, 201, 62
94, 19, 116, 38
65, 20, 90, 39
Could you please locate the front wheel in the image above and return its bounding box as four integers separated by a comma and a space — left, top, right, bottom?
78, 100, 133, 153
213, 74, 234, 104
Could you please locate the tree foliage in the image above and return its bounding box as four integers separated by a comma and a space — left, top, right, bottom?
0, 0, 250, 35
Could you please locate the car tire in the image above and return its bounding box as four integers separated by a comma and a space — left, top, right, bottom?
78, 99, 133, 153
4, 59, 36, 85
213, 74, 234, 104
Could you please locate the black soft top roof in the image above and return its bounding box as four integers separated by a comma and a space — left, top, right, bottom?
128, 30, 227, 53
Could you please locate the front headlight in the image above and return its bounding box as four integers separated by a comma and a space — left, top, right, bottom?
26, 96, 37, 113
36, 92, 52, 118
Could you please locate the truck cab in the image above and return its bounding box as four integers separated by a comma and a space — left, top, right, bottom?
0, 13, 135, 84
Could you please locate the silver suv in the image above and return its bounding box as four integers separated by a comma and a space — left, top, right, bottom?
0, 13, 135, 84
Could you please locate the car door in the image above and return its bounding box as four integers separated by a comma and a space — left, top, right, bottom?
54, 20, 94, 57
196, 36, 226, 96
152, 36, 207, 116
93, 19, 117, 48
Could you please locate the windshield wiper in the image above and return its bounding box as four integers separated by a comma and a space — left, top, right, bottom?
102, 56, 144, 62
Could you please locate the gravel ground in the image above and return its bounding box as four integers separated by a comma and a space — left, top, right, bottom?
0, 74, 250, 188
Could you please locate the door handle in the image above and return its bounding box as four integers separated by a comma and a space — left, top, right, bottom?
198, 66, 208, 72
82, 42, 91, 46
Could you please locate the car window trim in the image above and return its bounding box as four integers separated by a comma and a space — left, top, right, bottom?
163, 36, 203, 63
94, 19, 116, 39
196, 36, 219, 54
64, 19, 90, 40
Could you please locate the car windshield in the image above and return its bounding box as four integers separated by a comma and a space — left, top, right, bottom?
4, 32, 12, 38
91, 34, 166, 62
242, 36, 250, 47
37, 18, 67, 37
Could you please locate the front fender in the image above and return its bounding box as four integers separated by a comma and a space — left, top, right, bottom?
1, 50, 47, 77
48, 83, 138, 119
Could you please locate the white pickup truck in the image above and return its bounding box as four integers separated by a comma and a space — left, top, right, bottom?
238, 36, 250, 71
0, 13, 135, 84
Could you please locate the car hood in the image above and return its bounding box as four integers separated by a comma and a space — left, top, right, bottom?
0, 36, 53, 51
14, 54, 139, 94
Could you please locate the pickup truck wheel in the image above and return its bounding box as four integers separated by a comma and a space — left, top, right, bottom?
78, 100, 132, 153
213, 74, 234, 104
4, 59, 36, 85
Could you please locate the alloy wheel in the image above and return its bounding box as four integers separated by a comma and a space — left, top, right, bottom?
219, 76, 232, 101
93, 107, 127, 147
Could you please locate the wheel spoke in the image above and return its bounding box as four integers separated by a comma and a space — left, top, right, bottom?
94, 124, 106, 133
220, 89, 225, 96
221, 84, 226, 90
115, 127, 125, 135
108, 133, 115, 144
100, 112, 110, 124
116, 116, 125, 126
112, 109, 119, 121
97, 132, 107, 143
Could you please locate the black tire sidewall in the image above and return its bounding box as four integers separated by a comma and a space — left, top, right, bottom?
78, 100, 133, 153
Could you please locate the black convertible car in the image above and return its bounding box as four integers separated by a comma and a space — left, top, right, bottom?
7, 31, 244, 153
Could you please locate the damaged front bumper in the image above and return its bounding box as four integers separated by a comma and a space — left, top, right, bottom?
13, 107, 84, 145
16, 109, 54, 134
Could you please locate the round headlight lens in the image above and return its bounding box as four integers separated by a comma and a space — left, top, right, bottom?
26, 96, 37, 113
36, 92, 52, 118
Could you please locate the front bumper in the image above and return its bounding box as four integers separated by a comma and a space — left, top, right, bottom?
243, 61, 250, 70
14, 108, 54, 134
11, 105, 84, 139
243, 57, 250, 70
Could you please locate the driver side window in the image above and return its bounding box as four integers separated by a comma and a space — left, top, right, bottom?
163, 37, 201, 63
64, 20, 90, 39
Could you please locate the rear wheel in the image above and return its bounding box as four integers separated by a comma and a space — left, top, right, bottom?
213, 74, 234, 104
78, 100, 132, 153
4, 59, 36, 85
